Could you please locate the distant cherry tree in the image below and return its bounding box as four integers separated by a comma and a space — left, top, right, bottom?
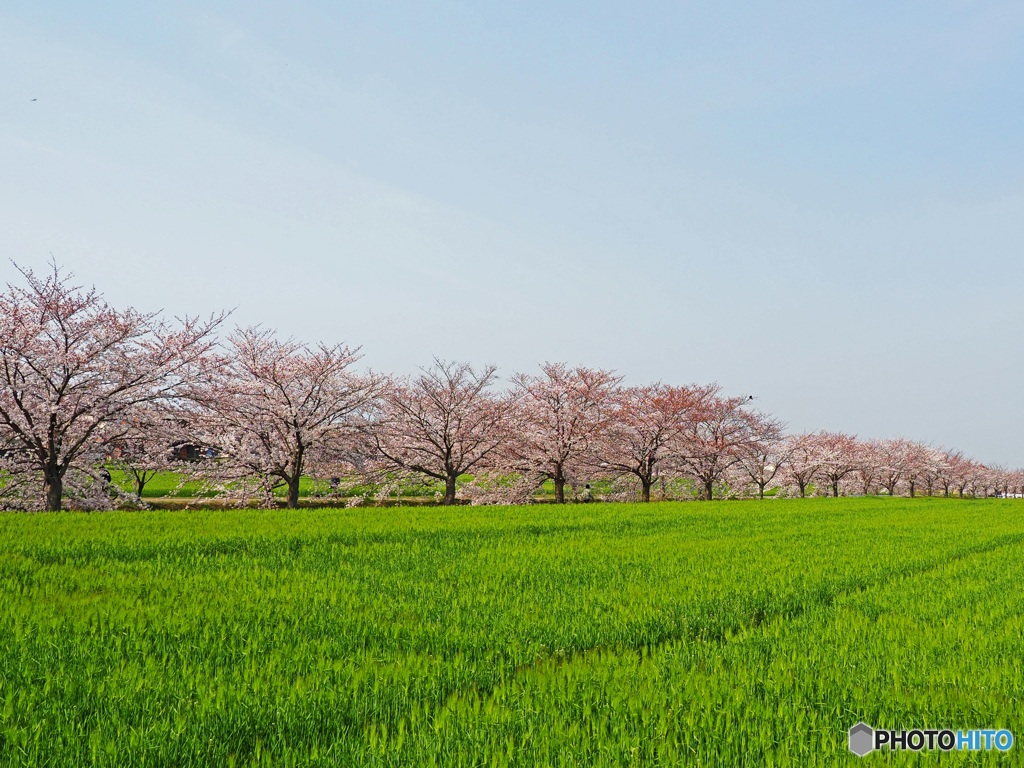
950, 452, 977, 498
192, 327, 380, 508
783, 433, 821, 498
674, 386, 754, 501
104, 402, 192, 500
902, 440, 936, 498
505, 363, 621, 503
369, 360, 511, 505
0, 263, 221, 510
854, 440, 882, 495
876, 438, 912, 497
915, 446, 948, 497
734, 411, 788, 499
3, 264, 1021, 511
814, 432, 860, 497
933, 449, 961, 497
597, 384, 698, 502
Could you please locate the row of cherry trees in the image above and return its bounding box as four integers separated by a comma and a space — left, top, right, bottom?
1, 264, 1019, 510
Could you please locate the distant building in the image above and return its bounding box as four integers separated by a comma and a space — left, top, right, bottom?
169, 444, 217, 461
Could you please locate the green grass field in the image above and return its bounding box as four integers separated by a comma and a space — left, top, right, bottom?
107, 472, 320, 500
108, 469, 702, 504
107, 471, 439, 502
1, 498, 1022, 766
104, 473, 602, 508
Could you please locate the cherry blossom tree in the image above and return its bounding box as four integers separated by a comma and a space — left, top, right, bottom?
1003, 468, 1023, 497
0, 262, 221, 510
965, 461, 985, 497
369, 360, 511, 505
915, 446, 948, 497
934, 449, 961, 497
952, 455, 977, 498
674, 386, 754, 501
5, 263, 1018, 512
505, 363, 621, 504
734, 411, 788, 499
877, 438, 913, 496
973, 464, 997, 498
597, 384, 697, 502
783, 433, 821, 498
104, 403, 192, 500
192, 327, 380, 508
853, 440, 882, 495
1007, 469, 1024, 498
985, 464, 1008, 498
814, 432, 860, 497
899, 440, 932, 498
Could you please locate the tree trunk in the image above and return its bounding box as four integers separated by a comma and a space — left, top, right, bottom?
908, 480, 916, 498
758, 482, 766, 500
641, 477, 652, 503
797, 479, 807, 498
288, 446, 305, 509
443, 474, 458, 505
286, 476, 301, 509
553, 470, 566, 504
703, 477, 714, 501
133, 470, 149, 498
44, 472, 63, 512
832, 480, 840, 497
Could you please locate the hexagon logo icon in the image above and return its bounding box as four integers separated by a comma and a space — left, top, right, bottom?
849, 722, 874, 756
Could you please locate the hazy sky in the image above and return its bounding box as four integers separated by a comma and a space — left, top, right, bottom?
3, 2, 1024, 464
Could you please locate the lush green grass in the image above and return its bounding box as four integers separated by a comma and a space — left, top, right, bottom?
1, 498, 1022, 766
108, 471, 437, 501
108, 470, 218, 498
109, 469, 677, 502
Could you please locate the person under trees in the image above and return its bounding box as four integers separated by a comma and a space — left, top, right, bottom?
504, 363, 621, 504
0, 262, 221, 511
368, 359, 511, 506
189, 326, 381, 509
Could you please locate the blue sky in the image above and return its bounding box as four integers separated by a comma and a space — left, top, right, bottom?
3, 1, 1024, 464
